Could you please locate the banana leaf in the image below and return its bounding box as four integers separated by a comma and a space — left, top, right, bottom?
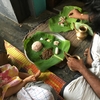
24, 31, 70, 72
48, 6, 82, 32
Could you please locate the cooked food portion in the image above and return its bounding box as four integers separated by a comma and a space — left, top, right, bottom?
24, 31, 70, 71
58, 16, 68, 27
53, 41, 59, 46
41, 48, 53, 60
31, 41, 43, 52
55, 47, 59, 54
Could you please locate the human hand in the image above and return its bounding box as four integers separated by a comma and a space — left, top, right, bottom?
68, 9, 81, 19
23, 75, 37, 83
67, 57, 85, 71
34, 70, 41, 79
23, 70, 41, 83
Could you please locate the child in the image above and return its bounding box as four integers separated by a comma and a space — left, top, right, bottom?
0, 36, 57, 100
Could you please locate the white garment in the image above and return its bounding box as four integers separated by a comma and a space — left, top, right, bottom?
91, 34, 100, 60
17, 86, 54, 100
63, 34, 100, 100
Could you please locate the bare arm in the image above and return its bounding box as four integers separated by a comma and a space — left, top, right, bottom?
4, 70, 41, 98
4, 75, 36, 97
67, 58, 100, 98
80, 65, 100, 98
68, 9, 89, 21
19, 72, 30, 79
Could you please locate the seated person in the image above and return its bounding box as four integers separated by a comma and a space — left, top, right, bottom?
59, 0, 100, 100
0, 36, 57, 100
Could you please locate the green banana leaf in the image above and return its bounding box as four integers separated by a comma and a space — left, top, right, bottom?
74, 22, 94, 36
48, 6, 82, 32
24, 31, 70, 72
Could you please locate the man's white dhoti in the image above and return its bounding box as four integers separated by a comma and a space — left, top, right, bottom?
63, 34, 100, 100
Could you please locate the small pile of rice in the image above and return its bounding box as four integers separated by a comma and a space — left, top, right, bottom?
31, 41, 43, 52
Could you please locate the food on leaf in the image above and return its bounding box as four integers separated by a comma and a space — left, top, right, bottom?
24, 31, 70, 72
40, 37, 43, 40
49, 6, 82, 32
54, 41, 59, 46
46, 39, 51, 42
58, 16, 68, 27
55, 47, 59, 54
41, 48, 53, 60
31, 41, 43, 52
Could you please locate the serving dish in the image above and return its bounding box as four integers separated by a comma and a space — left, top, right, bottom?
24, 31, 70, 71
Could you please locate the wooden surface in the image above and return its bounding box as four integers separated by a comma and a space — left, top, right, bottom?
25, 20, 92, 82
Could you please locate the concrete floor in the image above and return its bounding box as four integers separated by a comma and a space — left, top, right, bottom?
0, 0, 88, 83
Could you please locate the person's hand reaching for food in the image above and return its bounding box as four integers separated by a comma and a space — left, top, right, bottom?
68, 9, 82, 19
68, 9, 89, 21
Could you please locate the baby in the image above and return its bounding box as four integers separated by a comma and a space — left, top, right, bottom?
0, 36, 41, 100
0, 36, 58, 100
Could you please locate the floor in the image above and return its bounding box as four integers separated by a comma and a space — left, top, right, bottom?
0, 0, 92, 83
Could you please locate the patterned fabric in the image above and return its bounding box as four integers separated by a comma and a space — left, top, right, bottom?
0, 64, 22, 100
17, 86, 54, 100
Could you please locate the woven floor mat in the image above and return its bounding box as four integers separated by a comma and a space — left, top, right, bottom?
5, 40, 66, 100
